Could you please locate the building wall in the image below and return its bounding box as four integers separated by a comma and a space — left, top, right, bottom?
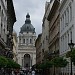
13, 30, 17, 62
0, 0, 7, 45
0, 0, 16, 58
48, 0, 60, 54
60, 0, 75, 74
47, 0, 60, 75
0, 0, 8, 56
35, 33, 42, 64
41, 2, 49, 62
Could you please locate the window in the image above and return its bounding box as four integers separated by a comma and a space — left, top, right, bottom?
1, 23, 2, 33
1, 10, 3, 22
67, 8, 69, 24
30, 39, 32, 44
64, 11, 66, 27
26, 39, 28, 44
19, 38, 21, 43
23, 39, 25, 43
69, 3, 72, 21
4, 29, 5, 34
0, 6, 1, 16
60, 18, 62, 32
68, 33, 69, 49
62, 15, 64, 30
63, 36, 64, 51
66, 8, 69, 25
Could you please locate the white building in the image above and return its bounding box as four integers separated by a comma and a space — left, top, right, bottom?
17, 13, 36, 70
60, 0, 75, 75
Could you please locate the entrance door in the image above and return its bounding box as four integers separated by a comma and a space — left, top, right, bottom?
24, 54, 31, 70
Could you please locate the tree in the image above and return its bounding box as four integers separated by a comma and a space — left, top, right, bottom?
6, 58, 20, 69
36, 60, 53, 69
66, 48, 75, 65
52, 57, 68, 67
0, 56, 8, 68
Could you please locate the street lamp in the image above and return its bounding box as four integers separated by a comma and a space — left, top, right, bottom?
68, 32, 75, 75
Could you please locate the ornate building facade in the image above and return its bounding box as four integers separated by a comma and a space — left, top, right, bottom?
17, 13, 36, 70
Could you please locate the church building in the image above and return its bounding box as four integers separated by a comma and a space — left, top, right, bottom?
17, 13, 36, 70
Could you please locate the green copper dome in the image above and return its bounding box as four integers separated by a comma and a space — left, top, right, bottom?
20, 13, 35, 33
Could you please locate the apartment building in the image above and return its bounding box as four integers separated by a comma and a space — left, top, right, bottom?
0, 0, 16, 58
47, 0, 60, 75
35, 33, 42, 64
60, 0, 75, 75
41, 2, 49, 62
0, 0, 7, 56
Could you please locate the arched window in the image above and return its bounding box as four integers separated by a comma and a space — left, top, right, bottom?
23, 39, 25, 43
26, 39, 28, 44
30, 39, 32, 44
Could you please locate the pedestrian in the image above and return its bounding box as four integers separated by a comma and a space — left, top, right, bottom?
32, 70, 35, 75
12, 70, 15, 75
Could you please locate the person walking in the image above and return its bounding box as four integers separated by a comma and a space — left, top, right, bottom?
31, 70, 35, 75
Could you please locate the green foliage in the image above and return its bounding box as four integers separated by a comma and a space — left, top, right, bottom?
0, 56, 20, 69
36, 60, 53, 69
66, 51, 71, 58
52, 57, 68, 67
66, 48, 75, 65
6, 58, 20, 69
0, 56, 8, 67
71, 49, 75, 65
44, 60, 53, 68
6, 58, 14, 68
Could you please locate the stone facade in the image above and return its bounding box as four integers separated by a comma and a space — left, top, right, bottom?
35, 33, 42, 64
60, 0, 75, 74
0, 0, 16, 57
17, 13, 36, 70
47, 0, 60, 75
7, 0, 16, 53
13, 30, 17, 62
0, 0, 7, 55
41, 2, 49, 62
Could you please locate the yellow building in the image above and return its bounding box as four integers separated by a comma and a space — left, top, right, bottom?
13, 30, 17, 62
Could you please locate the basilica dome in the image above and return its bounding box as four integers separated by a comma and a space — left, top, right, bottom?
20, 13, 35, 33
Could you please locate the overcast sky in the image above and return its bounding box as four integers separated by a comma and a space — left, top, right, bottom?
13, 0, 50, 36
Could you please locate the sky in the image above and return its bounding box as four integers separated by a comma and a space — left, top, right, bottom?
13, 0, 50, 36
